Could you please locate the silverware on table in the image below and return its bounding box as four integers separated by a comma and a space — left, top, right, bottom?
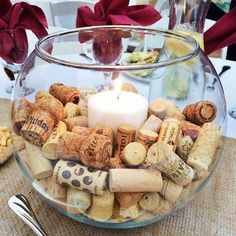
8, 194, 47, 236
207, 65, 231, 90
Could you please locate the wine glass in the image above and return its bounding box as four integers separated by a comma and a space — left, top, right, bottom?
0, 28, 35, 95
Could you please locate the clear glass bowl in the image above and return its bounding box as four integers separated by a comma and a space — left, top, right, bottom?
11, 26, 227, 229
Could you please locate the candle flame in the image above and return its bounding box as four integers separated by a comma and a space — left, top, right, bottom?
114, 79, 122, 93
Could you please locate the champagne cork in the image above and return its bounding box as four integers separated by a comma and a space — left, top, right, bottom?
160, 176, 183, 203
183, 100, 217, 125
12, 98, 33, 131
53, 160, 108, 195
187, 122, 221, 172
121, 142, 147, 166
71, 126, 92, 136
181, 120, 201, 140
88, 191, 114, 222
21, 95, 64, 145
67, 187, 91, 213
176, 135, 194, 162
64, 102, 80, 118
56, 131, 85, 161
146, 142, 194, 186
119, 204, 140, 219
109, 168, 163, 192
116, 124, 136, 159
137, 129, 158, 150
46, 177, 67, 199
79, 134, 113, 169
49, 83, 80, 105
116, 192, 144, 208
25, 141, 53, 179
139, 192, 160, 213
63, 116, 88, 131
42, 121, 67, 160
149, 99, 167, 120
141, 115, 162, 133
92, 125, 114, 143
157, 118, 181, 150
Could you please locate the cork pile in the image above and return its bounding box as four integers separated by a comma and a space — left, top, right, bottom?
12, 82, 221, 223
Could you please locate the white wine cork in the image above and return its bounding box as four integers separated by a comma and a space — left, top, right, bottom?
63, 116, 88, 131
42, 121, 67, 160
136, 129, 158, 150
176, 135, 194, 162
64, 102, 80, 118
46, 177, 67, 199
153, 196, 172, 215
109, 168, 163, 192
25, 141, 53, 179
157, 118, 181, 150
53, 160, 108, 195
71, 126, 92, 136
121, 142, 147, 166
116, 192, 144, 208
119, 204, 140, 219
149, 99, 166, 120
139, 192, 160, 213
141, 114, 162, 133
116, 124, 136, 159
146, 142, 194, 186
187, 122, 221, 172
17, 149, 32, 177
160, 176, 183, 203
88, 191, 114, 222
67, 187, 91, 213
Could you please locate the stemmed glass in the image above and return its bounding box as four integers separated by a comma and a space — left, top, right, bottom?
0, 28, 35, 95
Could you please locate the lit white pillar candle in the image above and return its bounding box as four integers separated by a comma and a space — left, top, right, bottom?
88, 83, 148, 132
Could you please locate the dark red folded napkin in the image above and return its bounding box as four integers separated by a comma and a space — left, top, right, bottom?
76, 0, 161, 28
204, 7, 236, 55
0, 0, 48, 63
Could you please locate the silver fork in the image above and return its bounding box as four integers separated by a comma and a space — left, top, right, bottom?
8, 194, 47, 236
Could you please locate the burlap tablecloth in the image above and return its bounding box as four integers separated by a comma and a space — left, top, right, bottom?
0, 98, 235, 236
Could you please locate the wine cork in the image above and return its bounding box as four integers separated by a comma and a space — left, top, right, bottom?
154, 196, 172, 215
92, 125, 114, 143
146, 142, 194, 186
67, 187, 91, 213
157, 118, 181, 150
160, 176, 183, 203
46, 177, 67, 199
49, 83, 80, 105
121, 83, 137, 93
21, 95, 64, 145
187, 122, 221, 172
116, 192, 144, 208
181, 120, 201, 140
17, 149, 32, 177
63, 116, 88, 131
136, 129, 158, 150
119, 204, 140, 219
64, 102, 80, 118
149, 99, 167, 120
106, 153, 125, 170
12, 98, 33, 131
71, 126, 92, 136
139, 193, 160, 213
141, 115, 162, 133
176, 135, 194, 162
42, 121, 67, 160
183, 100, 217, 125
88, 191, 114, 221
109, 168, 163, 192
56, 131, 85, 161
35, 91, 54, 100
25, 141, 53, 179
78, 95, 91, 117
79, 134, 113, 169
79, 88, 97, 100
121, 142, 147, 166
53, 160, 108, 195
116, 124, 136, 159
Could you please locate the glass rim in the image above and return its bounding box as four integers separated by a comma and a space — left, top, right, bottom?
35, 25, 200, 71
